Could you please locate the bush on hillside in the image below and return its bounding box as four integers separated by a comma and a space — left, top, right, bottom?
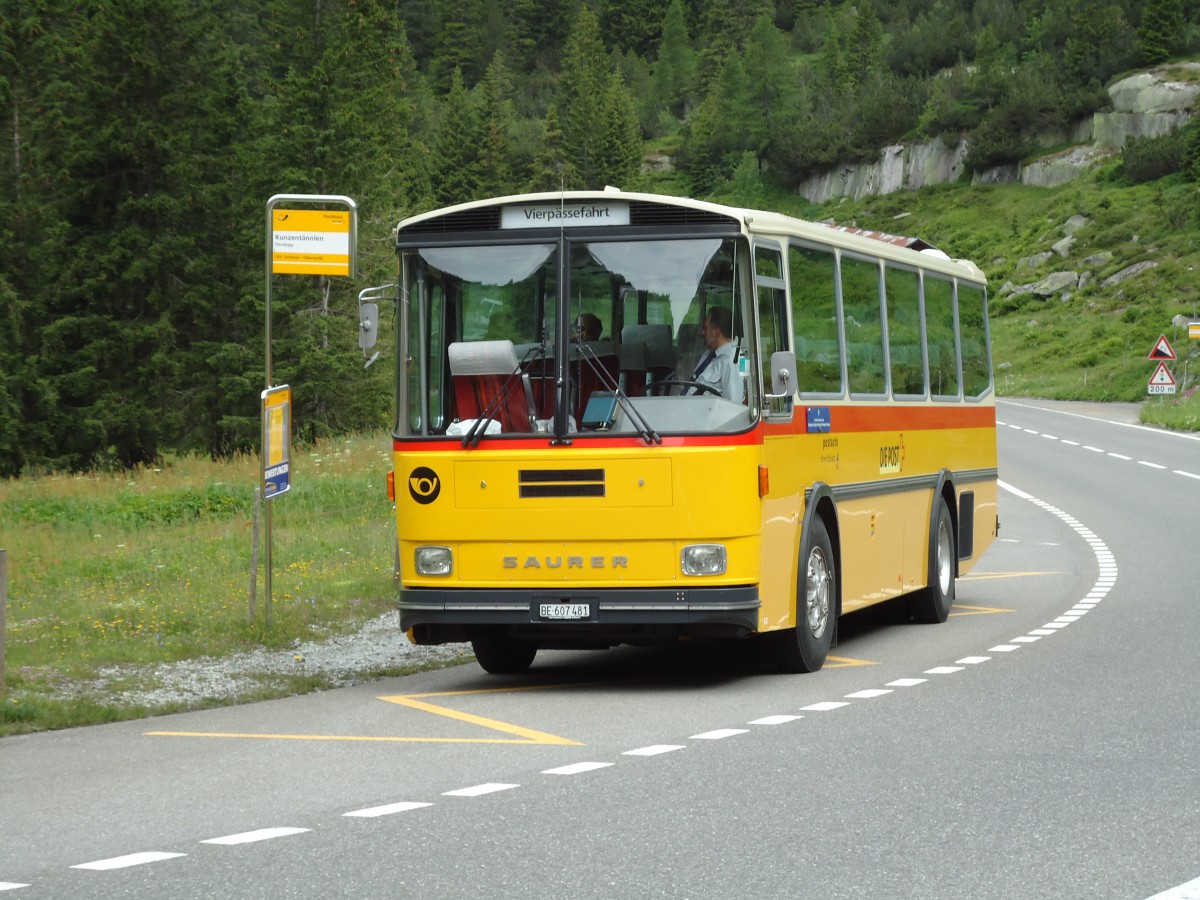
1121, 130, 1186, 183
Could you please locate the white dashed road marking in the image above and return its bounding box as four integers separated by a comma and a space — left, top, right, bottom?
1145, 873, 1200, 900
442, 783, 519, 797
690, 729, 749, 740
201, 827, 309, 845
542, 762, 614, 775
72, 852, 186, 871
344, 801, 432, 818
623, 744, 684, 757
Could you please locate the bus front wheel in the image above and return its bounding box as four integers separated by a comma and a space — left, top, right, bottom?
910, 496, 955, 624
471, 634, 537, 675
773, 516, 835, 673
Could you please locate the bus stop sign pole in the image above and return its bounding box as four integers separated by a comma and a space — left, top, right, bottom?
263, 194, 357, 627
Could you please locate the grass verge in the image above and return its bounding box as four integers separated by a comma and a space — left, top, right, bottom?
0, 431, 410, 735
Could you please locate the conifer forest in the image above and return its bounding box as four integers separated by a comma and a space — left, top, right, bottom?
2, 0, 1197, 474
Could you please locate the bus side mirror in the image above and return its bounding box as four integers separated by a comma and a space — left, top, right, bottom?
767, 350, 796, 399
358, 283, 396, 369
358, 302, 379, 352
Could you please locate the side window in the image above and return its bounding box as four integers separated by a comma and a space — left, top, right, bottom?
407, 280, 446, 433
755, 245, 788, 397
958, 283, 991, 397
886, 265, 924, 397
925, 275, 960, 398
790, 244, 841, 395
841, 254, 886, 396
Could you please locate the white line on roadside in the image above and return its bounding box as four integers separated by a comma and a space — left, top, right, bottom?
72, 852, 186, 871
201, 827, 309, 845
442, 783, 518, 797
542, 762, 615, 775
1144, 873, 1200, 900
623, 745, 684, 756
344, 801, 432, 818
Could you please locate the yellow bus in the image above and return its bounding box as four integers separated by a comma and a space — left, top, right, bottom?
369, 189, 998, 674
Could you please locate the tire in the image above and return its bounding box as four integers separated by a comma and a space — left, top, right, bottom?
909, 496, 955, 624
773, 516, 835, 673
471, 634, 537, 674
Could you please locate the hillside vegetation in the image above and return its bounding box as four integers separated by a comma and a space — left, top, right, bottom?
3, 0, 1200, 476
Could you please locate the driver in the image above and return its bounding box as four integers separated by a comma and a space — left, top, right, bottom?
690, 306, 742, 401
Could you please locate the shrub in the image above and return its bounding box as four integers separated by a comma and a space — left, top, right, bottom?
1121, 131, 1186, 184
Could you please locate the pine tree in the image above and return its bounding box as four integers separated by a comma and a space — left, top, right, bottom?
742, 15, 795, 161
594, 69, 643, 190
1138, 0, 1184, 66
847, 0, 884, 85
431, 0, 484, 91
559, 7, 610, 189
599, 0, 664, 57
651, 0, 696, 119
476, 53, 517, 197
527, 104, 580, 191
430, 68, 484, 206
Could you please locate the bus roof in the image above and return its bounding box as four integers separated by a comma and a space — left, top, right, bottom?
395, 188, 985, 284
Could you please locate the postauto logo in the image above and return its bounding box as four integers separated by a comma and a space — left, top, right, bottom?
408, 467, 440, 504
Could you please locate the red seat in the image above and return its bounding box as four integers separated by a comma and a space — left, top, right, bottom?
448, 340, 536, 433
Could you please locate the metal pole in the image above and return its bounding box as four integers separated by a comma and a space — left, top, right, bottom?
248, 488, 260, 624
262, 194, 357, 631
1, 549, 7, 697
264, 203, 275, 630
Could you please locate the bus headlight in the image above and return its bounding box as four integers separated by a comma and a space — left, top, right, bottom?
682, 544, 727, 576
415, 546, 453, 576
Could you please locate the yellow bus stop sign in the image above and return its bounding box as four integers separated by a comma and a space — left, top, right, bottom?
271, 208, 351, 276
262, 385, 292, 498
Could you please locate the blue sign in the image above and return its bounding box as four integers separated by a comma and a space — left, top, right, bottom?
806, 406, 831, 434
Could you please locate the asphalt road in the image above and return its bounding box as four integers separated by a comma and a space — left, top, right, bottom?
1, 398, 1198, 899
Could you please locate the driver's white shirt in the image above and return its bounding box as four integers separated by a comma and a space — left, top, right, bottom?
692, 340, 742, 402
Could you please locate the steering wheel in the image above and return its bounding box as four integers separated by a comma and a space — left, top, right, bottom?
646, 379, 721, 397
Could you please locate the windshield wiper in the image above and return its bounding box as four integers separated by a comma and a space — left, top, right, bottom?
576, 344, 661, 445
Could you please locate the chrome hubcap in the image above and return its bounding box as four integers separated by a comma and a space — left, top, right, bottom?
805, 546, 832, 638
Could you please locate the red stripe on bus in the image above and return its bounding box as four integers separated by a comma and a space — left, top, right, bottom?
392, 406, 994, 452
392, 430, 765, 453
763, 404, 996, 437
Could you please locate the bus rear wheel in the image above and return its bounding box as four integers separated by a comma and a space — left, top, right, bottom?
773, 516, 835, 673
909, 496, 955, 624
471, 634, 537, 674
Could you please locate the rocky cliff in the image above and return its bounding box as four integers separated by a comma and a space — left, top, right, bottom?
797, 62, 1200, 204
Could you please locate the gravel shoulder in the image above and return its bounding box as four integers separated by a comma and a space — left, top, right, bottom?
88, 613, 473, 711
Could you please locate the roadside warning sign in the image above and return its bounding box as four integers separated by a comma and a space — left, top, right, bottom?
1190, 321, 1200, 340
1148, 362, 1176, 395
1148, 335, 1176, 360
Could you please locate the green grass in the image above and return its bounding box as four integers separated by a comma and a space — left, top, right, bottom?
0, 432, 403, 734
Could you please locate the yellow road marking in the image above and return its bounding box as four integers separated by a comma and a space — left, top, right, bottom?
377, 689, 582, 745
960, 571, 1061, 580
143, 731, 559, 744
146, 683, 590, 745
950, 603, 1015, 617
825, 655, 877, 668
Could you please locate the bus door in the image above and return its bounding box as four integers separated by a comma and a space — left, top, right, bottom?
754, 241, 802, 631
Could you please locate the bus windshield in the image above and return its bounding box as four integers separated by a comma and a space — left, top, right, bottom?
400, 235, 756, 440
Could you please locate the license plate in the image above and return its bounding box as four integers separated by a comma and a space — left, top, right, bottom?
539, 603, 590, 620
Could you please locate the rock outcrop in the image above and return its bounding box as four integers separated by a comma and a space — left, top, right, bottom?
797, 62, 1200, 204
